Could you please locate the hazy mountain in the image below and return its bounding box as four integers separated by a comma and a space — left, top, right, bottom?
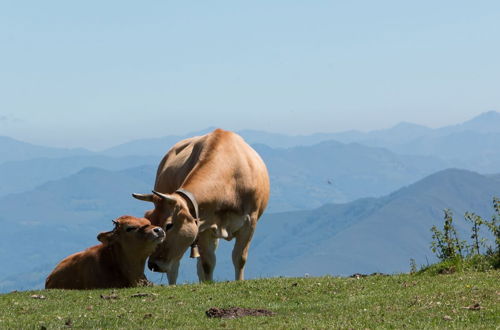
99, 111, 500, 155
255, 141, 447, 211
392, 132, 500, 173
0, 155, 158, 197
0, 137, 447, 209
248, 112, 500, 174
440, 110, 500, 134
245, 169, 500, 278
102, 127, 216, 157
0, 165, 155, 226
0, 136, 92, 163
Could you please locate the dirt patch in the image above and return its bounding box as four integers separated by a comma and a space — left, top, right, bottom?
350, 272, 387, 279
463, 303, 482, 311
130, 293, 158, 298
206, 307, 276, 319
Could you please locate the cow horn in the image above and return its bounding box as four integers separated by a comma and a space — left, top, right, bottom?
152, 190, 177, 203
132, 193, 154, 202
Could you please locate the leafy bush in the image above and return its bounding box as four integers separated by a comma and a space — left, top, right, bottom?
428, 197, 499, 271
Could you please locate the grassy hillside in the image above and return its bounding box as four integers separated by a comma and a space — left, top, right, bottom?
0, 271, 498, 329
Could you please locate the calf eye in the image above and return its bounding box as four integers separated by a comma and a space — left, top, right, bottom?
165, 223, 174, 231
126, 227, 137, 232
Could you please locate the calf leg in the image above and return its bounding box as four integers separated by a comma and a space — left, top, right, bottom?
232, 214, 257, 281
196, 231, 218, 282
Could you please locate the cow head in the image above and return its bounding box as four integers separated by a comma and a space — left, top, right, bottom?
97, 215, 165, 257
132, 191, 199, 273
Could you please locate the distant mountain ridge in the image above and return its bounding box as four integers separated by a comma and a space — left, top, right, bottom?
0, 137, 447, 208
0, 155, 158, 197
255, 141, 447, 211
0, 136, 92, 163
3, 112, 498, 160
73, 111, 500, 173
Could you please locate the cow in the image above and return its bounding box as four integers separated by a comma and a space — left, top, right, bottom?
45, 216, 165, 290
132, 128, 270, 285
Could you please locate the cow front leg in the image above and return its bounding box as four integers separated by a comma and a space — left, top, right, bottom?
232, 215, 257, 281
166, 260, 180, 285
196, 231, 218, 282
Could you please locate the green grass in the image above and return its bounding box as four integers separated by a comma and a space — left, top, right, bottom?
0, 270, 499, 329
418, 254, 499, 276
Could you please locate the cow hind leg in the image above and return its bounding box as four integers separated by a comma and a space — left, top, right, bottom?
232, 214, 257, 281
196, 231, 218, 282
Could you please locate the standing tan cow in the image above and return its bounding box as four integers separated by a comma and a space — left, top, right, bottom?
132, 129, 270, 284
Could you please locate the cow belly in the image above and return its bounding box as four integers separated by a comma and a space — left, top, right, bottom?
205, 213, 250, 241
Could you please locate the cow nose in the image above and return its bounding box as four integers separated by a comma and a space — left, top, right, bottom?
148, 259, 158, 272
153, 227, 165, 237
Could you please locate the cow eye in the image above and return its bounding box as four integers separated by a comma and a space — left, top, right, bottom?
165, 223, 174, 231
126, 227, 137, 232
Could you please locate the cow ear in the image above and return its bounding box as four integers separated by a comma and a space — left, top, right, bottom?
132, 193, 154, 202
97, 231, 116, 244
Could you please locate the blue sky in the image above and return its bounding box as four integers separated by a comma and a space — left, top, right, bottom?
1, 1, 499, 150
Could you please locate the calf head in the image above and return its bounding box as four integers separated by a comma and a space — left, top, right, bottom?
97, 215, 165, 257
132, 191, 199, 273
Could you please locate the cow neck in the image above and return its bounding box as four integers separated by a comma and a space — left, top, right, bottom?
175, 189, 199, 219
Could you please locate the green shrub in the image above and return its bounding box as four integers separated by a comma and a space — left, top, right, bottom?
427, 197, 499, 272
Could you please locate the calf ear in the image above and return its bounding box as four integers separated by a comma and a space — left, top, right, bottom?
97, 231, 116, 244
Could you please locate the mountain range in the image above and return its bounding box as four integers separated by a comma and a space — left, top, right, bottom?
0, 138, 447, 210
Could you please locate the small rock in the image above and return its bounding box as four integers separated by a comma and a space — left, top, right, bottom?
30, 294, 46, 300
443, 315, 452, 321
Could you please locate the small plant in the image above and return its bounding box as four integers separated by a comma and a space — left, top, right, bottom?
429, 197, 500, 270
409, 258, 417, 274
430, 209, 466, 260
464, 212, 485, 255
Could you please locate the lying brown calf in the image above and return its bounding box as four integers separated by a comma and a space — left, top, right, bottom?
45, 215, 165, 289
